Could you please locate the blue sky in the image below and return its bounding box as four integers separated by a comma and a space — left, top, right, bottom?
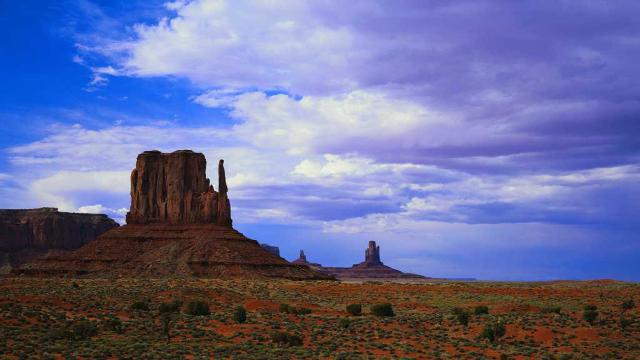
1, 0, 639, 280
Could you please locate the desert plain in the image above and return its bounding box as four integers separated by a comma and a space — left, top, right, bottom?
0, 278, 638, 359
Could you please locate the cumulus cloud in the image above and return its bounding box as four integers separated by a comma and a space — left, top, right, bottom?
81, 0, 640, 175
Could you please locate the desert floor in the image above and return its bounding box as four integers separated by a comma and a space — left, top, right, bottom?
0, 278, 638, 359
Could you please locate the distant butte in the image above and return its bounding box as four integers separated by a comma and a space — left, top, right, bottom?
293, 241, 427, 280
17, 150, 332, 280
0, 208, 118, 274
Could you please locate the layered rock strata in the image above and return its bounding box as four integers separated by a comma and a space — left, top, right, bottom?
126, 150, 231, 226
0, 208, 118, 273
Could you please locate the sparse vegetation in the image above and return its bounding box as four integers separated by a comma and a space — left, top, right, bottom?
346, 303, 362, 316
159, 299, 182, 314
480, 320, 506, 343
279, 303, 312, 315
622, 299, 635, 311
185, 301, 210, 316
130, 300, 150, 311
474, 305, 489, 315
271, 331, 303, 346
541, 306, 562, 314
233, 306, 247, 323
371, 303, 395, 317
454, 308, 470, 326
583, 305, 598, 325
1, 278, 638, 359
339, 318, 351, 329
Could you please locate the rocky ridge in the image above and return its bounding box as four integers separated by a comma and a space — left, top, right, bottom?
0, 208, 118, 273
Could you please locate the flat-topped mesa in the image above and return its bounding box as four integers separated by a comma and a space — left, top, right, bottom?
125, 150, 232, 226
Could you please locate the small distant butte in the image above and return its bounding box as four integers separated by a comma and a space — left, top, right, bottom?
292, 241, 428, 280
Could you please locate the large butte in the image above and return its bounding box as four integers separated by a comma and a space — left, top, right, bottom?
17, 150, 332, 280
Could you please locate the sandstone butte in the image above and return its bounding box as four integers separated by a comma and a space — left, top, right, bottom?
0, 208, 118, 274
16, 150, 332, 280
293, 241, 427, 280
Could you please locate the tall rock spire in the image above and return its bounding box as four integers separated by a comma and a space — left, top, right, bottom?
215, 159, 232, 226
364, 241, 382, 265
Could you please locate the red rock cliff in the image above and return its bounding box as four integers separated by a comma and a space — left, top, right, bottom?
125, 150, 232, 226
0, 208, 118, 251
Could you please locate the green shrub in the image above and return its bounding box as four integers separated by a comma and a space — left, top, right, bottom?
233, 306, 247, 323
159, 300, 182, 314
279, 303, 292, 313
294, 307, 312, 315
271, 331, 303, 346
130, 301, 150, 311
474, 306, 489, 315
346, 304, 362, 316
452, 307, 465, 315
279, 303, 311, 315
186, 301, 210, 316
70, 320, 99, 340
371, 303, 394, 317
456, 311, 470, 327
44, 326, 70, 341
583, 305, 598, 325
103, 317, 124, 334
620, 317, 633, 331
339, 318, 351, 329
480, 320, 506, 342
622, 299, 636, 311
541, 306, 562, 314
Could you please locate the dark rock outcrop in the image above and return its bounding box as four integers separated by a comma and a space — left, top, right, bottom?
126, 150, 231, 226
0, 208, 118, 273
363, 241, 382, 266
260, 243, 280, 257
19, 150, 331, 280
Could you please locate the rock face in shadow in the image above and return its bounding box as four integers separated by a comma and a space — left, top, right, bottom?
126, 150, 231, 226
18, 150, 331, 280
0, 208, 118, 273
260, 243, 280, 257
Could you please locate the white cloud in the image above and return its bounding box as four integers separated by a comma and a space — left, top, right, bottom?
77, 204, 127, 215
29, 171, 130, 211
192, 87, 245, 108
118, 0, 358, 94
232, 90, 449, 155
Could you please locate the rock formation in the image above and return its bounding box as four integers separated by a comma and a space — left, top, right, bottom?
0, 208, 118, 273
126, 150, 231, 226
18, 150, 331, 280
260, 243, 280, 257
291, 250, 323, 269
292, 250, 307, 264
363, 241, 382, 265
293, 241, 426, 280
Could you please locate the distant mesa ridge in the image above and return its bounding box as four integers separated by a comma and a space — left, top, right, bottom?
293, 241, 427, 280
16, 150, 332, 280
0, 208, 118, 274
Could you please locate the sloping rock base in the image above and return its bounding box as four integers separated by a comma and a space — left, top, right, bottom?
18, 224, 330, 279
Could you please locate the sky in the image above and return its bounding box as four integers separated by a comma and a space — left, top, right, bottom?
1, 0, 639, 281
